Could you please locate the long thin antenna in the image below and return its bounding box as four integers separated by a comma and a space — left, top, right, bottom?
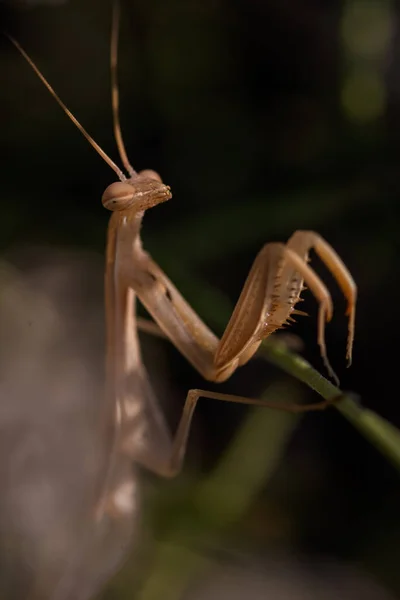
6, 34, 127, 182
111, 0, 136, 177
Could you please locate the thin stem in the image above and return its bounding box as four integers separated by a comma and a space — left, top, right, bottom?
261, 339, 400, 472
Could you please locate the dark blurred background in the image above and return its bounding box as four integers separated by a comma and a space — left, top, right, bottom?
1, 0, 400, 598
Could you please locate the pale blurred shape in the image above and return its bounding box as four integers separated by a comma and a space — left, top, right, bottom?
0, 252, 140, 600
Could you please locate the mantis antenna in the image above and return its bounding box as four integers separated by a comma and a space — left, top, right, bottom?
5, 33, 127, 182
110, 0, 136, 177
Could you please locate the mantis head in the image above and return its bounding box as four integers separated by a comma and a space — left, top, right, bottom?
102, 170, 172, 212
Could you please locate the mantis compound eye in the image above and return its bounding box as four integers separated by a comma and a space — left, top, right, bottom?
102, 182, 135, 211
137, 169, 162, 183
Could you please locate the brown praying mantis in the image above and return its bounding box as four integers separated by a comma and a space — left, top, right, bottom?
7, 3, 356, 592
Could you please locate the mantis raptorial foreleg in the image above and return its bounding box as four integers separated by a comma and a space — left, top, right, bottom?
129, 240, 340, 384
134, 234, 356, 383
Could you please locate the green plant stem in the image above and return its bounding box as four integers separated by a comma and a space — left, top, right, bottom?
261, 340, 400, 472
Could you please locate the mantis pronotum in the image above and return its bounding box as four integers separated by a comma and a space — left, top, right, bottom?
8, 0, 356, 564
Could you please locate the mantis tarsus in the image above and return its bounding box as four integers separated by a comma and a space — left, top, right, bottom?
8, 0, 356, 563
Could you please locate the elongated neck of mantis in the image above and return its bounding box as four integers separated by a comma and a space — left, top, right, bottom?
112, 207, 144, 231
130, 211, 146, 255
108, 209, 146, 269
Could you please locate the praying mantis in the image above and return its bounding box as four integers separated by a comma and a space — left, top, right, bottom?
6, 2, 356, 597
